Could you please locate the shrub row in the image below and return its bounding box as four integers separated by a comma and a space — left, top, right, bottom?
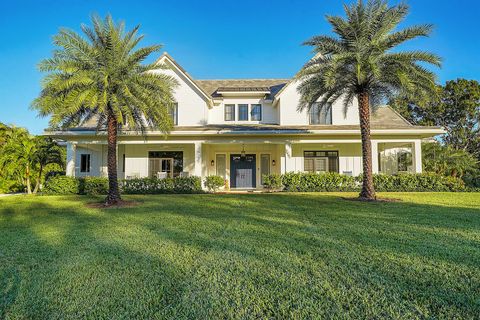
43, 176, 203, 195
262, 172, 466, 192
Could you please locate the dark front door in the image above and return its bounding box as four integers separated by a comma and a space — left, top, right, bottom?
230, 154, 256, 188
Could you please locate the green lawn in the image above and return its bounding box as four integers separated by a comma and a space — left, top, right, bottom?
0, 193, 479, 319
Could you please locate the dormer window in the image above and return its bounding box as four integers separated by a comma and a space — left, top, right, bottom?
309, 103, 332, 125
225, 104, 235, 121
238, 104, 248, 121
251, 104, 262, 121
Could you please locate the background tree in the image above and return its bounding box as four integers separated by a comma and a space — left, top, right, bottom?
392, 79, 480, 159
297, 0, 440, 200
32, 15, 177, 205
32, 137, 64, 193
422, 142, 478, 178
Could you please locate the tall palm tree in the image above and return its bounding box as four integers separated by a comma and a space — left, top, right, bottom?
33, 15, 177, 205
297, 0, 440, 200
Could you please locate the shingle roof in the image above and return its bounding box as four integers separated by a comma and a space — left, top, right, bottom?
195, 79, 289, 98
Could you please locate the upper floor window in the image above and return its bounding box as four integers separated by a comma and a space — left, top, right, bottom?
309, 103, 332, 125
250, 104, 262, 121
238, 104, 248, 121
80, 154, 91, 173
225, 104, 235, 121
169, 103, 178, 126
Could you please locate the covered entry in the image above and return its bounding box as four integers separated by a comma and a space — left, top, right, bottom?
230, 154, 256, 188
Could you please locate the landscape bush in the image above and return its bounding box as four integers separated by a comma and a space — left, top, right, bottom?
122, 176, 202, 194
204, 175, 225, 192
281, 172, 358, 192
262, 173, 283, 191
79, 177, 109, 195
43, 175, 79, 195
263, 172, 466, 192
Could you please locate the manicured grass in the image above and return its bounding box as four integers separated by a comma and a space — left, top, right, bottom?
0, 193, 479, 319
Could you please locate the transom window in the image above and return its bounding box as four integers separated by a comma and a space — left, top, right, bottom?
238, 104, 248, 121
309, 103, 332, 125
304, 151, 338, 173
80, 154, 91, 173
225, 104, 235, 121
250, 104, 262, 121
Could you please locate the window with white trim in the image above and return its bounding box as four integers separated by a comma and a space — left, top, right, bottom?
225, 104, 235, 121
250, 104, 262, 121
238, 104, 248, 121
80, 154, 91, 173
309, 103, 332, 125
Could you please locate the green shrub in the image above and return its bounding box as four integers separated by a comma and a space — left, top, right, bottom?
281, 172, 357, 192
268, 172, 465, 192
204, 175, 225, 192
79, 177, 109, 195
262, 173, 283, 191
122, 176, 202, 194
43, 176, 79, 195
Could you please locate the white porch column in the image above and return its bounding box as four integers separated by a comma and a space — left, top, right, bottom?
66, 142, 77, 177
371, 140, 379, 174
413, 140, 422, 173
194, 142, 202, 177
282, 142, 294, 173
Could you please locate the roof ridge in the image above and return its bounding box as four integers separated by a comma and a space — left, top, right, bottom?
195, 78, 290, 81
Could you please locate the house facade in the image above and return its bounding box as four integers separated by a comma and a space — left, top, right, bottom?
46, 53, 444, 189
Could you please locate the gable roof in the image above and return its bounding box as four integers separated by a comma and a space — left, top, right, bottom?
155, 52, 213, 105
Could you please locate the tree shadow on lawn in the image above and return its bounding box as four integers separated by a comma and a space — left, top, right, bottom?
0, 194, 479, 318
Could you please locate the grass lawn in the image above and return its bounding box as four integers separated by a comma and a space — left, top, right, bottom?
0, 193, 479, 319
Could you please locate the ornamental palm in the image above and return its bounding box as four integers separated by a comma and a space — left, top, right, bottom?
33, 15, 177, 205
297, 0, 440, 200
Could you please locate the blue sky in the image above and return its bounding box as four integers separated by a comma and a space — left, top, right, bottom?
1, 0, 479, 134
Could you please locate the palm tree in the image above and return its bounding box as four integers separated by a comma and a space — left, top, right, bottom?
0, 134, 38, 194
32, 137, 64, 193
32, 15, 177, 205
297, 0, 440, 200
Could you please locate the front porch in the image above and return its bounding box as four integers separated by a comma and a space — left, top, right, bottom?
65, 138, 423, 189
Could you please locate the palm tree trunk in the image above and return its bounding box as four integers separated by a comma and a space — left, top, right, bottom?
105, 110, 121, 205
26, 165, 32, 195
357, 92, 376, 200
33, 165, 43, 194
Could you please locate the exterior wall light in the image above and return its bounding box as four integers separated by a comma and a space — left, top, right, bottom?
272, 159, 276, 166
211, 160, 215, 166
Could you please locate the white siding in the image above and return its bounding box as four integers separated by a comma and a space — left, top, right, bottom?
278, 80, 360, 125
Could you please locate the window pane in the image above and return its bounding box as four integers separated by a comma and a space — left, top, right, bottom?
216, 154, 226, 179
238, 104, 248, 121
314, 158, 327, 172
80, 154, 90, 173
260, 154, 270, 184
251, 104, 262, 121
304, 151, 315, 157
309, 103, 332, 124
328, 157, 338, 173
169, 103, 178, 125
304, 158, 314, 172
225, 104, 235, 121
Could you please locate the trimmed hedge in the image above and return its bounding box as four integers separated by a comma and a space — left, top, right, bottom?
79, 177, 109, 195
44, 176, 203, 195
43, 176, 79, 195
204, 175, 225, 192
122, 176, 202, 194
262, 173, 283, 191
281, 172, 358, 192
262, 172, 466, 192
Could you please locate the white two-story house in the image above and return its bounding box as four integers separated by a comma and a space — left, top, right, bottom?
46, 53, 444, 189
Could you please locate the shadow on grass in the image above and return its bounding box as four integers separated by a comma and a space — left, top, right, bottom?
0, 193, 479, 318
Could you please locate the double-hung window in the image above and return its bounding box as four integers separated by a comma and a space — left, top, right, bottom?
309, 103, 332, 125
225, 104, 235, 121
250, 104, 262, 121
304, 151, 338, 173
238, 104, 248, 121
80, 154, 91, 173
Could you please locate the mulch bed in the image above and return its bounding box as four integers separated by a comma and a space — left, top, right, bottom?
342, 196, 402, 203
